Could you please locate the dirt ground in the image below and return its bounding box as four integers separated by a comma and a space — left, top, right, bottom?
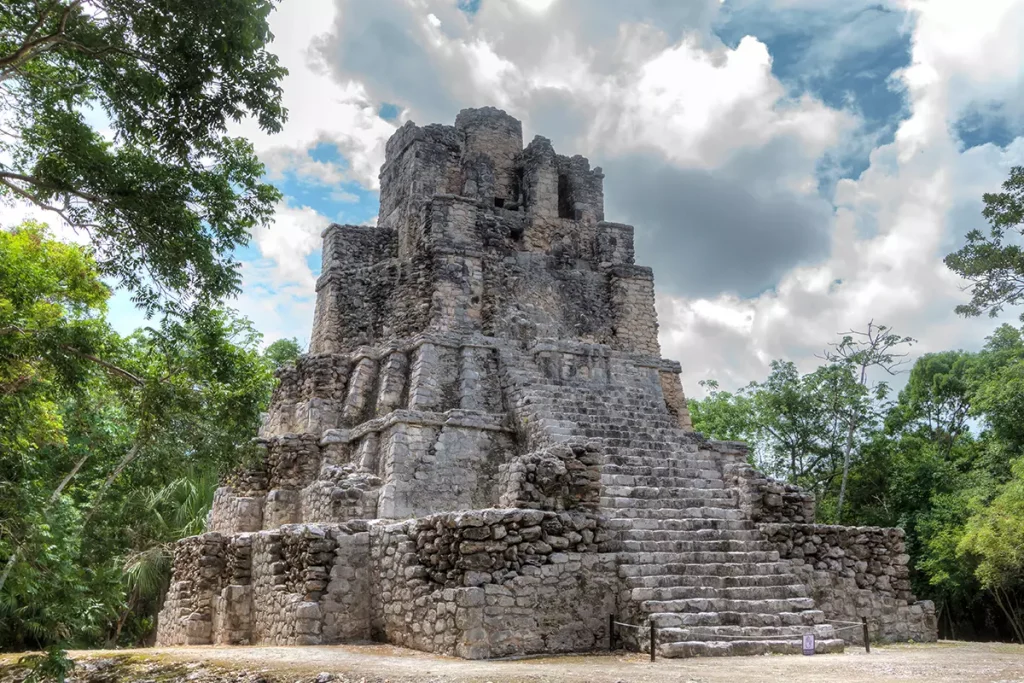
5, 640, 1022, 683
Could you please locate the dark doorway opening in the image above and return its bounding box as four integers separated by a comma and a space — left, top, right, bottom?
558, 174, 573, 219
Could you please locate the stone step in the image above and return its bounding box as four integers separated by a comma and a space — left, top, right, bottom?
603, 456, 723, 472
606, 506, 745, 521
655, 623, 837, 643
618, 540, 770, 554
601, 474, 725, 489
639, 597, 817, 614
602, 486, 734, 500
629, 583, 810, 602
616, 528, 762, 542
658, 638, 845, 658
624, 573, 804, 589
605, 518, 754, 532
618, 550, 782, 565
602, 466, 724, 482
618, 562, 795, 578
601, 497, 739, 511
545, 409, 676, 422
649, 609, 826, 628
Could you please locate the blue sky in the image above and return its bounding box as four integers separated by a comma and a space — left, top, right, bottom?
12, 0, 1024, 394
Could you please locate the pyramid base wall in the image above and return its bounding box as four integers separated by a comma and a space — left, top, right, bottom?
156, 509, 618, 656
759, 523, 937, 644
156, 510, 935, 656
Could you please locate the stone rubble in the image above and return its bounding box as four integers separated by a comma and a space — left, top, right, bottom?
157, 107, 936, 657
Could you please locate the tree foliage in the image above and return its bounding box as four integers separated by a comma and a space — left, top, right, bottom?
945, 166, 1024, 322
0, 226, 276, 648
689, 321, 1024, 642
263, 337, 302, 371
0, 0, 286, 315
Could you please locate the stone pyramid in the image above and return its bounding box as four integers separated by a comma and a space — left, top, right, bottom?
156, 107, 936, 658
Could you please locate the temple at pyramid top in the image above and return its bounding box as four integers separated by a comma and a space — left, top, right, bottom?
311, 106, 658, 358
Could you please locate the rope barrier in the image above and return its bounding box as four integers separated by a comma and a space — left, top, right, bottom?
612, 621, 645, 630
608, 615, 872, 657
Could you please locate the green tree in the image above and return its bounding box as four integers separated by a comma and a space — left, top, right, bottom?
263, 337, 303, 371
687, 379, 755, 444
821, 320, 914, 522
0, 226, 275, 648
959, 458, 1024, 643
744, 360, 868, 500
0, 0, 286, 315
945, 166, 1024, 321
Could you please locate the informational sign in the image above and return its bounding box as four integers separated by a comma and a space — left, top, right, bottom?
802, 633, 815, 655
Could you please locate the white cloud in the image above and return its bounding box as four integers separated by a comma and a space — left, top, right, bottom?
219, 0, 1024, 398
660, 0, 1024, 394
230, 200, 332, 349
227, 0, 397, 189
330, 189, 360, 203
250, 201, 331, 290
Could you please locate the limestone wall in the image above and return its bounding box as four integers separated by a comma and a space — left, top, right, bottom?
498, 441, 603, 511
760, 523, 937, 643
723, 456, 816, 524
156, 533, 226, 645
369, 508, 617, 659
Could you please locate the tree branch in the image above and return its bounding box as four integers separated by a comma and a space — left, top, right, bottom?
0, 0, 83, 81
58, 344, 145, 385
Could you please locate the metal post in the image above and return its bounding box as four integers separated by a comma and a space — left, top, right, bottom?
609, 614, 615, 651
862, 617, 870, 653
650, 619, 656, 662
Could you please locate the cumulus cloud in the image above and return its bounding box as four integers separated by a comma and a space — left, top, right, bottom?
226, 0, 1024, 392
250, 201, 331, 291
310, 0, 852, 305
227, 0, 397, 189
660, 0, 1024, 391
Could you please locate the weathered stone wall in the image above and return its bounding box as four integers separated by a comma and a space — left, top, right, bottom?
375, 420, 514, 519
370, 509, 617, 659
609, 265, 659, 356
498, 442, 603, 510
723, 455, 816, 524
156, 534, 226, 645
248, 523, 372, 646
455, 106, 522, 202
211, 535, 254, 644
658, 369, 693, 430
212, 336, 520, 534
760, 523, 937, 643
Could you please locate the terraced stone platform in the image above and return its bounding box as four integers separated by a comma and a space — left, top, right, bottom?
156, 107, 936, 658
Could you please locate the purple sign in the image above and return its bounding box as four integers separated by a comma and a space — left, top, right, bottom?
802, 633, 815, 655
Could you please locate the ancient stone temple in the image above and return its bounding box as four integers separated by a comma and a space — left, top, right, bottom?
156, 107, 936, 657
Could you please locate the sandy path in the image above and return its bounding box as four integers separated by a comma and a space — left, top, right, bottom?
28, 640, 1021, 683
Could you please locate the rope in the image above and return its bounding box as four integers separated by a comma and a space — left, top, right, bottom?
669, 632, 817, 642
612, 621, 646, 630
633, 624, 862, 642
611, 619, 866, 639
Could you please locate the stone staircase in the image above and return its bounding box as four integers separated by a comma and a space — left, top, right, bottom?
511, 374, 846, 657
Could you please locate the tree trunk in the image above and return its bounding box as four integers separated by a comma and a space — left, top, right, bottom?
0, 552, 16, 596
836, 411, 858, 524
50, 453, 90, 503
86, 441, 142, 521
993, 587, 1024, 645
0, 453, 93, 595
836, 362, 869, 524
